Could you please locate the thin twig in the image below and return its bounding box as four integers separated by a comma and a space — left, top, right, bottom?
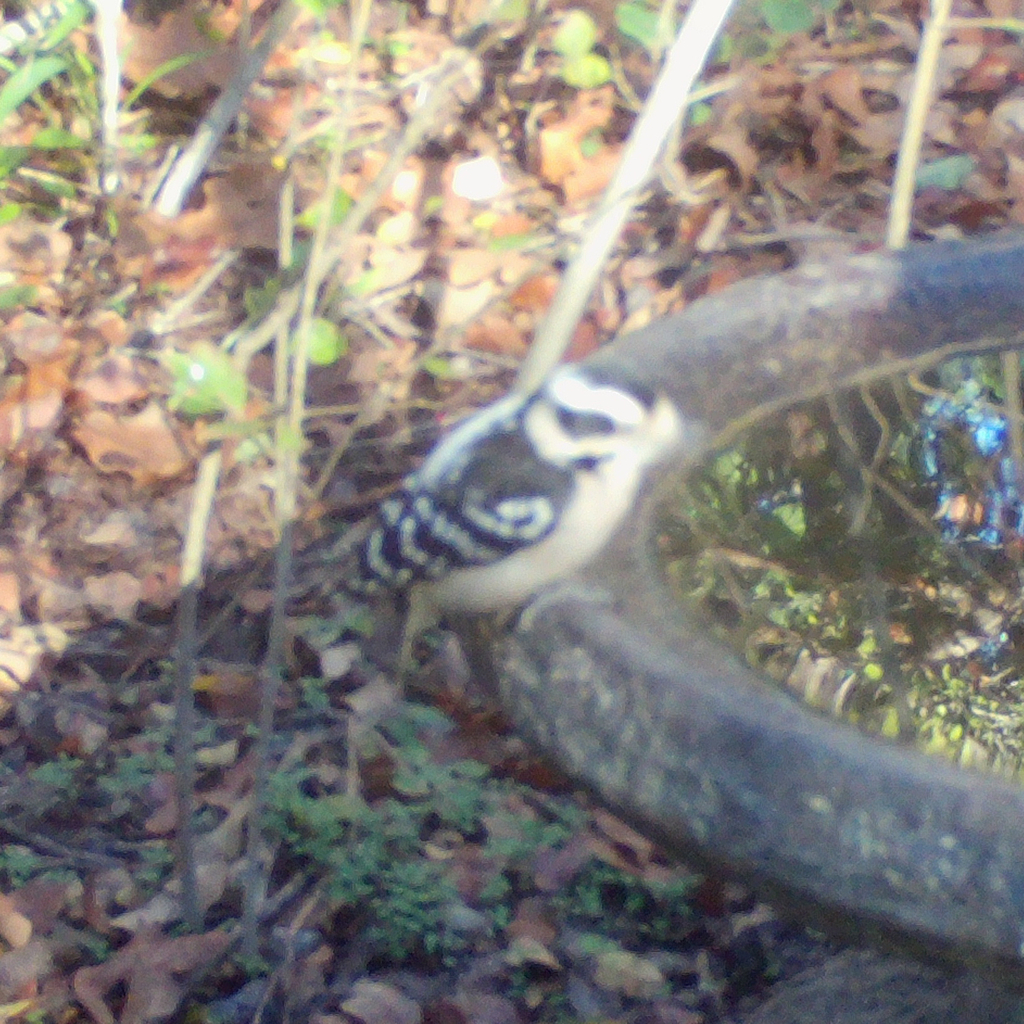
153, 0, 299, 217
886, 0, 953, 249
239, 0, 374, 956
516, 0, 738, 394
173, 447, 224, 931
90, 0, 122, 193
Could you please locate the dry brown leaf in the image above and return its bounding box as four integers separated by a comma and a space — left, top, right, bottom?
0, 894, 31, 949
0, 624, 68, 696
6, 311, 65, 363
193, 668, 261, 720
817, 66, 873, 124
463, 314, 528, 357
73, 402, 193, 483
538, 87, 615, 187
139, 564, 182, 609
341, 979, 421, 1024
81, 309, 130, 350
564, 316, 601, 362
120, 1, 244, 97
74, 927, 231, 1024
505, 936, 561, 970
436, 279, 498, 333
506, 898, 557, 947
10, 878, 71, 937
142, 775, 177, 837
200, 751, 256, 811
0, 571, 19, 620
0, 221, 72, 296
0, 357, 70, 458
538, 124, 582, 187
490, 212, 535, 238
448, 248, 503, 288
509, 274, 558, 313
0, 940, 51, 1003
76, 354, 150, 406
83, 572, 144, 620
185, 165, 286, 251
562, 144, 621, 204
360, 246, 429, 293
53, 705, 109, 757
705, 127, 760, 186
592, 947, 665, 998
80, 511, 142, 550
446, 992, 518, 1024
347, 337, 417, 388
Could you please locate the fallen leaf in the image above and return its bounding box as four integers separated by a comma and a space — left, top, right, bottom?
76, 354, 150, 406
509, 274, 558, 312
74, 927, 231, 1024
73, 403, 193, 483
436, 279, 498, 333
451, 155, 504, 202
562, 143, 621, 203
342, 979, 421, 1024
463, 315, 528, 357
0, 940, 51, 1003
120, 1, 243, 97
505, 936, 561, 970
0, 625, 68, 696
592, 946, 664, 998
537, 87, 615, 187
448, 248, 503, 288
0, 355, 70, 458
0, 894, 31, 949
83, 573, 143, 620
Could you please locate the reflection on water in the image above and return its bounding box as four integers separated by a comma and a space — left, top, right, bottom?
659, 355, 1024, 777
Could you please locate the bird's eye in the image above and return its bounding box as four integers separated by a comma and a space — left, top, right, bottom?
555, 405, 618, 437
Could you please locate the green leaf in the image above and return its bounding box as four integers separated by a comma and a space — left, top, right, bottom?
615, 2, 661, 52
760, 0, 816, 34
296, 0, 344, 14
491, 0, 529, 20
0, 54, 70, 125
163, 344, 248, 418
486, 231, 535, 251
124, 49, 217, 109
562, 52, 612, 89
761, 0, 840, 34
915, 154, 975, 191
244, 278, 282, 321
307, 318, 348, 366
772, 501, 806, 538
40, 0, 90, 51
347, 265, 384, 298
0, 146, 30, 180
421, 355, 458, 379
296, 189, 353, 230
553, 9, 598, 59
0, 285, 35, 311
688, 101, 713, 127
31, 126, 85, 150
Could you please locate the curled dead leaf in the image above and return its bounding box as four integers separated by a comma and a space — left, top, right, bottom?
0, 939, 51, 1003
83, 573, 144, 621
73, 403, 193, 483
342, 979, 421, 1024
0, 893, 31, 949
76, 354, 150, 406
74, 926, 231, 1024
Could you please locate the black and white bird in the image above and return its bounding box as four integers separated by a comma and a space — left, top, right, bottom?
349, 362, 687, 620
